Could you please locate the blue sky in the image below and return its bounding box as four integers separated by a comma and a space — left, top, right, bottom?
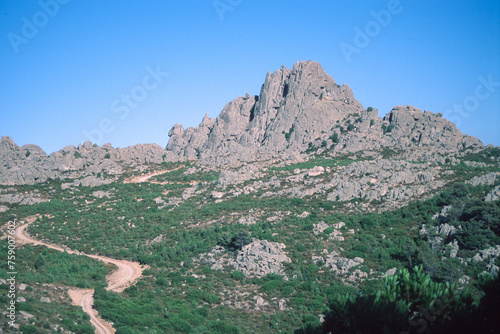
1, 0, 499, 154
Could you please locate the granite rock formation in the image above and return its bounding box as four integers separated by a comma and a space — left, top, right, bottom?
166, 61, 483, 165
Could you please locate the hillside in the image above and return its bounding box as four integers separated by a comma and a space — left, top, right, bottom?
1, 61, 499, 333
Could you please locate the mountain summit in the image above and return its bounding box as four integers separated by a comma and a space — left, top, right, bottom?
0, 61, 485, 185
165, 61, 482, 165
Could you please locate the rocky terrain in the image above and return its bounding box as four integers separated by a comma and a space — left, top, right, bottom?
1, 61, 499, 333
166, 61, 482, 165
0, 61, 484, 186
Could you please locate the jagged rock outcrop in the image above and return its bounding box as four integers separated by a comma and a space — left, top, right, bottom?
0, 189, 49, 205
167, 61, 368, 164
166, 61, 483, 165
198, 239, 292, 278
0, 136, 181, 185
466, 172, 499, 187
380, 105, 482, 152
312, 250, 364, 274
1, 61, 487, 184
485, 185, 500, 202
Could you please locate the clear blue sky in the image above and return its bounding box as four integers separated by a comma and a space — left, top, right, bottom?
1, 0, 499, 154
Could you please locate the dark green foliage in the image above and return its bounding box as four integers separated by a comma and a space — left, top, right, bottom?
284, 126, 294, 142
208, 320, 241, 334
231, 270, 245, 280
151, 165, 220, 183
367, 107, 373, 112
328, 132, 339, 143
218, 231, 252, 250
1, 240, 109, 288
442, 197, 500, 250
382, 123, 395, 134
19, 325, 39, 334
462, 147, 500, 163
380, 148, 400, 158
34, 254, 46, 269
305, 142, 316, 154
455, 221, 496, 250
317, 266, 474, 334
417, 274, 500, 333
231, 231, 252, 250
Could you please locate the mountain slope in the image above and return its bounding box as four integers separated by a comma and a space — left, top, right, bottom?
165, 61, 483, 165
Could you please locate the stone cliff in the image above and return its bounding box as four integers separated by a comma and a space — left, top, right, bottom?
165, 61, 482, 164
0, 137, 179, 185
0, 60, 485, 185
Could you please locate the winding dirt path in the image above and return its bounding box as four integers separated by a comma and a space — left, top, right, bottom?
123, 166, 184, 184
15, 221, 146, 334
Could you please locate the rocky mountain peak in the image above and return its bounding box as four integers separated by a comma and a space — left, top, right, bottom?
1, 136, 18, 152
0, 61, 487, 185
165, 61, 484, 165
166, 61, 365, 164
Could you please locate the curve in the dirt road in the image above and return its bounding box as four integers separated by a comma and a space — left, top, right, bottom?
81, 291, 114, 334
15, 221, 146, 334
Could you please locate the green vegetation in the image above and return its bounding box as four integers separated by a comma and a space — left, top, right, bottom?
283, 126, 294, 142
462, 147, 500, 163
0, 240, 107, 332
311, 266, 482, 334
1, 152, 498, 333
382, 123, 395, 134
328, 132, 339, 144
269, 155, 362, 172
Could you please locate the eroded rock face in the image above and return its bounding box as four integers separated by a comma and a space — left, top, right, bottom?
485, 185, 500, 202
198, 239, 291, 278
0, 136, 181, 185
326, 159, 442, 203
466, 172, 499, 187
0, 191, 49, 205
229, 239, 292, 278
312, 251, 364, 274
167, 61, 367, 164
166, 61, 483, 165
1, 61, 487, 184
380, 105, 482, 152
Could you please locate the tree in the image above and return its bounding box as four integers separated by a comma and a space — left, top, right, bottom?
231, 231, 252, 250
329, 132, 339, 144
34, 254, 46, 270
318, 266, 474, 334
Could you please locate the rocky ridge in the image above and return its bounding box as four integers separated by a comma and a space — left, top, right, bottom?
166, 61, 483, 165
0, 61, 486, 187
198, 239, 292, 278
0, 136, 180, 185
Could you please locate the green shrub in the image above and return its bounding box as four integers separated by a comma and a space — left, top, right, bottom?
319, 266, 474, 333
19, 325, 39, 334
232, 270, 245, 281
329, 132, 339, 143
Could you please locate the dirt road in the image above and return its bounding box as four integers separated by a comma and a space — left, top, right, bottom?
123, 166, 183, 184
15, 221, 146, 334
